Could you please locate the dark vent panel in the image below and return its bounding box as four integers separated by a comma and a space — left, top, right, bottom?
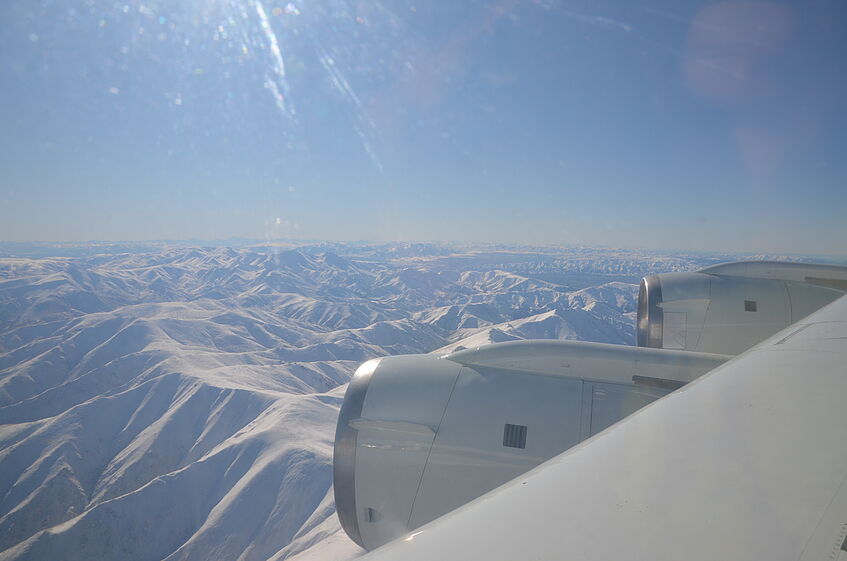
503, 424, 527, 449
365, 507, 381, 522
744, 300, 757, 312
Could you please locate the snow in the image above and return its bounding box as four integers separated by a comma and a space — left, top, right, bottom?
0, 242, 741, 560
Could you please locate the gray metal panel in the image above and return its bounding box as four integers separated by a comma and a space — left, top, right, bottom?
588, 381, 669, 436
408, 365, 583, 530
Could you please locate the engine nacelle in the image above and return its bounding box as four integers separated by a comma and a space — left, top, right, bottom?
637, 261, 847, 355
333, 341, 727, 550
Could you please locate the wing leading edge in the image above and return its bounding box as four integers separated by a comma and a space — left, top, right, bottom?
360, 293, 847, 560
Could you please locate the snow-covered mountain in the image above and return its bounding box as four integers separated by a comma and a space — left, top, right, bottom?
0, 243, 739, 560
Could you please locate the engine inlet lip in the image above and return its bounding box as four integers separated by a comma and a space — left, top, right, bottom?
637, 274, 664, 348
333, 358, 380, 549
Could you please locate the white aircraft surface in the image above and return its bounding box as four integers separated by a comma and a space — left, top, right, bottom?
333, 261, 847, 559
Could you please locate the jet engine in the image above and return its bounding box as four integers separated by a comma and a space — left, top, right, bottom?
637, 261, 847, 355
333, 341, 727, 550
333, 261, 847, 551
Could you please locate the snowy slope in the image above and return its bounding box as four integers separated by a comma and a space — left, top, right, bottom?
0, 243, 715, 560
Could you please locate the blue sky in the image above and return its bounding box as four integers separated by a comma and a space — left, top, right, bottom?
1, 0, 845, 254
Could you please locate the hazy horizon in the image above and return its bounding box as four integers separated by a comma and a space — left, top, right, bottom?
2, 238, 846, 264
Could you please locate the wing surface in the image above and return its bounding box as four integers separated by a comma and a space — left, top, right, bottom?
360, 294, 847, 560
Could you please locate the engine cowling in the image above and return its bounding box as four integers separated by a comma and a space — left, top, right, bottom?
333, 341, 727, 550
333, 355, 463, 549
637, 261, 847, 355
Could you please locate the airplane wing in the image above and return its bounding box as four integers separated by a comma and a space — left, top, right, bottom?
358, 292, 847, 560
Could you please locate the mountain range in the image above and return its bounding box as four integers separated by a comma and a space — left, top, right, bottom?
0, 243, 782, 560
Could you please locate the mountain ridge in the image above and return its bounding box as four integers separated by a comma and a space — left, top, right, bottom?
0, 244, 751, 560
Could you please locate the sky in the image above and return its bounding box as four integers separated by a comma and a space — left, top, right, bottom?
0, 0, 845, 254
